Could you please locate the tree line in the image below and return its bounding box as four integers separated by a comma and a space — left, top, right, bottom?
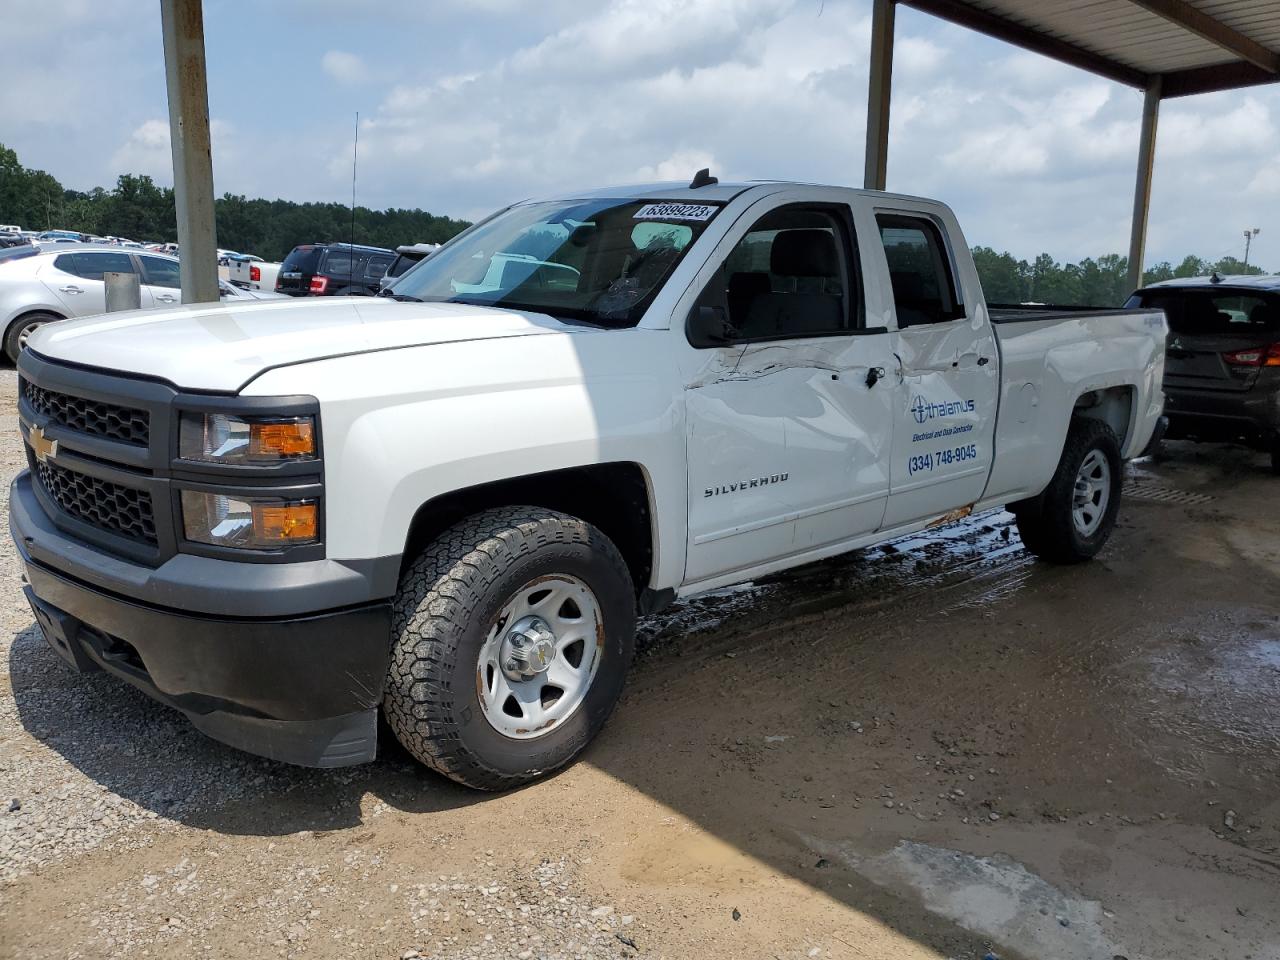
1, 142, 1270, 301
0, 143, 469, 261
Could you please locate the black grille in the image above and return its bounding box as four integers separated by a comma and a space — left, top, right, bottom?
34, 459, 157, 546
21, 377, 150, 447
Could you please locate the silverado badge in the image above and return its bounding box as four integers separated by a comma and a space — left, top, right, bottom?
30, 425, 58, 464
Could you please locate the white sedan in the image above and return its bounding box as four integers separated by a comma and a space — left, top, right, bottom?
0, 245, 285, 362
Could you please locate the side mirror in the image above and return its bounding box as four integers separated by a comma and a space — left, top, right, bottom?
687, 304, 735, 347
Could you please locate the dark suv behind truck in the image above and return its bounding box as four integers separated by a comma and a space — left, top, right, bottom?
275, 242, 395, 297
1127, 274, 1280, 473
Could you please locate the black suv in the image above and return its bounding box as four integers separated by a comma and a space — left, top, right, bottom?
275, 242, 395, 297
1127, 275, 1280, 473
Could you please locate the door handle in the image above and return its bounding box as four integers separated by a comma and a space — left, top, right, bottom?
58, 285, 82, 294
977, 356, 990, 366
156, 295, 177, 303
865, 366, 886, 388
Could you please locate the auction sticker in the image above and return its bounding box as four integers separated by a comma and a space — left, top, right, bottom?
634, 203, 717, 221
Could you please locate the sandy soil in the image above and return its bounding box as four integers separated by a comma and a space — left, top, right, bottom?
2, 364, 1278, 960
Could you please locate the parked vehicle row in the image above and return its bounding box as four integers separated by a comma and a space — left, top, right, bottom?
11, 178, 1167, 790
0, 245, 284, 362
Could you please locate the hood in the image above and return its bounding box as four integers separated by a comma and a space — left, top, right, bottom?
27, 297, 568, 392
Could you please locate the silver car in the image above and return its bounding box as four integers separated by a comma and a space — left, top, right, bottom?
0, 245, 284, 362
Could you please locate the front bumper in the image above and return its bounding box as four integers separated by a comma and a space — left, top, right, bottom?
12, 472, 395, 768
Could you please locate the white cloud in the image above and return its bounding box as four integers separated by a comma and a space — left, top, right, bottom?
322, 50, 369, 84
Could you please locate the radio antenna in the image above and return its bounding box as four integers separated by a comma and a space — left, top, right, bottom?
350, 112, 359, 291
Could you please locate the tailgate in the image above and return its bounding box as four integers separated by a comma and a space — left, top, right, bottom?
1137, 288, 1279, 394
1165, 332, 1265, 393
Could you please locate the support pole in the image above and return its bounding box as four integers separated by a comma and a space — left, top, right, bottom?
864, 0, 895, 191
161, 0, 219, 304
1126, 77, 1161, 293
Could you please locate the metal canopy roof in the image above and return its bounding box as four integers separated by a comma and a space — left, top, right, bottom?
902, 0, 1280, 97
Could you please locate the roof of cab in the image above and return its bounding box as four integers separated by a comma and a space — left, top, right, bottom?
1143, 274, 1280, 292
541, 179, 939, 206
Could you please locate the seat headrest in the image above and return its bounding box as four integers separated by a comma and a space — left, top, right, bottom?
770, 230, 839, 278
1249, 302, 1278, 326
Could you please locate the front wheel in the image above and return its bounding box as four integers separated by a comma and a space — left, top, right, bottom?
1012, 418, 1123, 563
4, 311, 60, 364
383, 506, 635, 790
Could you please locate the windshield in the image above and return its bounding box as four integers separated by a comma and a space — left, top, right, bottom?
390, 199, 720, 326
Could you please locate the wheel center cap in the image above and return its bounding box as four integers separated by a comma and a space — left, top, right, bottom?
500, 616, 557, 681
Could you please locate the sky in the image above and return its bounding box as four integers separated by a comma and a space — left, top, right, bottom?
1, 0, 1276, 268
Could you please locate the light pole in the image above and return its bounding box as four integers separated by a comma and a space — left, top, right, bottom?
1243, 228, 1260, 272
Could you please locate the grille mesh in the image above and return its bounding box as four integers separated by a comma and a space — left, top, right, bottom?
21, 377, 150, 447
34, 459, 157, 546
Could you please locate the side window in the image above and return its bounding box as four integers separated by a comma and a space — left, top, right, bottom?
139, 256, 181, 288
69, 252, 137, 281
323, 251, 371, 279
53, 253, 82, 277
366, 256, 393, 280
698, 206, 857, 343
876, 214, 962, 327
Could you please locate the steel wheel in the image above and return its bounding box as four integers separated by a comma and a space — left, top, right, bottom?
476, 574, 603, 740
1072, 448, 1111, 537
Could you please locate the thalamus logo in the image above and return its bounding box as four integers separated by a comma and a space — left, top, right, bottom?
911, 394, 976, 424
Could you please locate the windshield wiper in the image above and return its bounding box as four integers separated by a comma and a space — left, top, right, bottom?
388, 293, 424, 302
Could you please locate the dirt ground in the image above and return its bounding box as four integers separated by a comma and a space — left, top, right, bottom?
1, 363, 1278, 960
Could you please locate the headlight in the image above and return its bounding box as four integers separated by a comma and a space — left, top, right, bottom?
179, 413, 316, 464
181, 491, 319, 549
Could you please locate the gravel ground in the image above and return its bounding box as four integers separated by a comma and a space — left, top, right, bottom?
2, 361, 1279, 960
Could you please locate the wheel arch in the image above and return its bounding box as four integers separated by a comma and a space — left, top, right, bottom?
400, 461, 657, 598
1071, 384, 1135, 450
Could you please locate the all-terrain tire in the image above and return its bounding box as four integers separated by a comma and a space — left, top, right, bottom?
4, 311, 59, 364
383, 506, 635, 791
1012, 418, 1123, 564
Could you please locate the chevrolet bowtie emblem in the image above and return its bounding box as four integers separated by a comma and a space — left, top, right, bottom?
30, 425, 58, 464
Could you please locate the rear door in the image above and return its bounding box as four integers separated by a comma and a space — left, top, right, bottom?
1132, 289, 1280, 393
872, 209, 1000, 529
137, 255, 182, 307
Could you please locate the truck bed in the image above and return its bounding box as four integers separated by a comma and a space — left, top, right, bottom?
988, 304, 1152, 324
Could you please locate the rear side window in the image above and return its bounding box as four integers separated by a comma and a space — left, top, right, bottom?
321, 251, 370, 278
876, 214, 962, 327
55, 252, 136, 281
281, 246, 322, 273
1132, 290, 1280, 335
366, 255, 393, 280
139, 256, 181, 289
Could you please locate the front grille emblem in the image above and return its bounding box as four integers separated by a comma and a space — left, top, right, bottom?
30, 425, 58, 464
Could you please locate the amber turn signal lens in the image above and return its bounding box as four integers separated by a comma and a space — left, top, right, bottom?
252, 502, 318, 543
250, 420, 315, 458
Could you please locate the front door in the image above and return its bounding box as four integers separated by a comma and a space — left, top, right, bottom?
683, 201, 897, 584
874, 212, 999, 528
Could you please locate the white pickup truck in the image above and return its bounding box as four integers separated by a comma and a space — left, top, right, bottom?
12, 178, 1166, 789
227, 255, 280, 292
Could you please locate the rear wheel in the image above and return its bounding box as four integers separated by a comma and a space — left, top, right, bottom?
1270, 437, 1280, 476
1013, 418, 1123, 563
4, 311, 60, 364
383, 506, 635, 790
